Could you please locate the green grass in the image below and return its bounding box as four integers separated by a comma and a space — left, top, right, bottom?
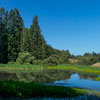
0, 64, 41, 68
0, 64, 100, 79
0, 64, 100, 98
0, 81, 100, 99
95, 77, 100, 81
0, 64, 43, 72
48, 64, 100, 76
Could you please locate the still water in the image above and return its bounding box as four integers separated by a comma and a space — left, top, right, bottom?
46, 73, 100, 91
0, 70, 100, 91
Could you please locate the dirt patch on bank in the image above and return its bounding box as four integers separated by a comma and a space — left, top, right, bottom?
68, 59, 79, 64
92, 63, 100, 67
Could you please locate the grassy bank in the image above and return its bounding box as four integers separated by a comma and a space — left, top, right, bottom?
0, 81, 100, 99
0, 64, 43, 72
48, 64, 100, 76
0, 64, 42, 68
0, 64, 100, 80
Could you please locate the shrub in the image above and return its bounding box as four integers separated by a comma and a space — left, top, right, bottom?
32, 60, 43, 65
8, 61, 15, 64
43, 55, 59, 66
16, 52, 34, 64
58, 50, 71, 64
78, 56, 98, 65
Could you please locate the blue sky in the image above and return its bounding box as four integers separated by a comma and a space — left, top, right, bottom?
0, 0, 100, 55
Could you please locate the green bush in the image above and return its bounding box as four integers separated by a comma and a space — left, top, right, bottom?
16, 52, 34, 64
8, 61, 15, 64
58, 50, 71, 64
78, 56, 98, 65
43, 55, 59, 66
32, 60, 43, 65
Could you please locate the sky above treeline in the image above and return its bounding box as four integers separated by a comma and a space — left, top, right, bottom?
0, 0, 100, 55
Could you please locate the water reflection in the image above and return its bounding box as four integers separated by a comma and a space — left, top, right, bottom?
0, 70, 100, 91
52, 73, 100, 91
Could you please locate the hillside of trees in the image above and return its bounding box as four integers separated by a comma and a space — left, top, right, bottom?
0, 7, 100, 66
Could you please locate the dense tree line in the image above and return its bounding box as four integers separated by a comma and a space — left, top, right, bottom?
0, 8, 24, 63
0, 8, 46, 63
0, 7, 71, 64
1, 7, 100, 66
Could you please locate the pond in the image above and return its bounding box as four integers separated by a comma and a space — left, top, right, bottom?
45, 73, 100, 91
0, 70, 100, 99
0, 70, 100, 91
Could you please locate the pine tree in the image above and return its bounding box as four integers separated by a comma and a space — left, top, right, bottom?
20, 28, 29, 52
0, 8, 57, 64
8, 8, 24, 62
0, 8, 8, 63
29, 16, 46, 59
41, 36, 46, 59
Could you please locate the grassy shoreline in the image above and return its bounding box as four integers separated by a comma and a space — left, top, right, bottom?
48, 64, 100, 76
0, 64, 100, 79
0, 64, 100, 98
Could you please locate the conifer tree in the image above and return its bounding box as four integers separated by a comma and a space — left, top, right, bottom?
20, 28, 29, 52
29, 16, 46, 59
8, 8, 24, 61
0, 8, 8, 63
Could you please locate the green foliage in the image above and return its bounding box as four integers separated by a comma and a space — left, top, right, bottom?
43, 55, 59, 66
0, 7, 100, 66
8, 61, 15, 64
8, 8, 24, 62
16, 52, 34, 64
0, 8, 48, 64
59, 50, 71, 64
32, 60, 43, 65
0, 8, 8, 63
20, 28, 29, 52
28, 16, 46, 60
0, 81, 99, 99
0, 7, 79, 65
78, 56, 98, 65
0, 8, 24, 63
45, 45, 54, 57
95, 77, 100, 81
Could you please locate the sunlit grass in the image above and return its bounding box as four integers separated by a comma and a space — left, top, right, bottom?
1, 64, 100, 74
95, 77, 100, 81
0, 64, 41, 67
48, 64, 100, 75
0, 64, 43, 72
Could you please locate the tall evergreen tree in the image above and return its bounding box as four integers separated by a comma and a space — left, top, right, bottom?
0, 7, 71, 64
29, 16, 46, 59
0, 8, 8, 63
8, 8, 24, 61
20, 28, 29, 52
